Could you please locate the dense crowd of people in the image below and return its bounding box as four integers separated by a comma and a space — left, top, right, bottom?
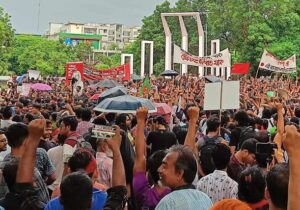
0, 73, 299, 210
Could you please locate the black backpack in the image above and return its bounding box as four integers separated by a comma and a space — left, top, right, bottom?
199, 141, 218, 175
237, 126, 256, 150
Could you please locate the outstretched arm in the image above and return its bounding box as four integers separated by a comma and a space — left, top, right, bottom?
16, 119, 45, 183
133, 107, 148, 174
184, 106, 200, 151
107, 126, 125, 187
284, 125, 300, 210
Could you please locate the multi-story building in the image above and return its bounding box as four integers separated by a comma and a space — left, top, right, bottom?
46, 22, 141, 54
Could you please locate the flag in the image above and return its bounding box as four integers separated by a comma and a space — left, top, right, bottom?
139, 76, 151, 96
231, 63, 250, 74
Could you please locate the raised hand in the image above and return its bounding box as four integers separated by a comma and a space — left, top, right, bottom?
187, 106, 200, 123
28, 119, 46, 141
284, 125, 300, 158
107, 126, 122, 153
136, 107, 148, 123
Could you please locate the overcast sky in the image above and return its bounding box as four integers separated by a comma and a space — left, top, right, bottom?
1, 0, 177, 34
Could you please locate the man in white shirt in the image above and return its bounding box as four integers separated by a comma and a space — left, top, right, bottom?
0, 107, 15, 129
197, 143, 238, 203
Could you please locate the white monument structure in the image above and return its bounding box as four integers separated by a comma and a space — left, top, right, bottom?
161, 12, 231, 79
161, 12, 205, 76
140, 40, 154, 77
121, 54, 133, 75
211, 39, 231, 79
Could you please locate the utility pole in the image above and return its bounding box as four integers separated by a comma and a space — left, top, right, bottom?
37, 0, 41, 33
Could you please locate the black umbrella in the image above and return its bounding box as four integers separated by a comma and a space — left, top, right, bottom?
98, 86, 128, 103
94, 95, 157, 114
131, 74, 142, 81
204, 76, 221, 83
160, 69, 179, 77
92, 79, 119, 88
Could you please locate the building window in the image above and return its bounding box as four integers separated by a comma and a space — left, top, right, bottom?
84, 28, 97, 34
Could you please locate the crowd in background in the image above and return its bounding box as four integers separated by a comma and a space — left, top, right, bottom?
0, 74, 299, 210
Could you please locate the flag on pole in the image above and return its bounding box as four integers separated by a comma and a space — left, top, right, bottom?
231, 63, 250, 74
139, 76, 151, 96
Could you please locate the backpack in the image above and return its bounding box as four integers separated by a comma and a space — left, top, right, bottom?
68, 135, 95, 154
237, 126, 256, 150
199, 141, 218, 175
203, 135, 223, 145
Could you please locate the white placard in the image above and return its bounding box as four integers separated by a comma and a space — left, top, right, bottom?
28, 70, 40, 80
20, 83, 31, 96
204, 81, 240, 110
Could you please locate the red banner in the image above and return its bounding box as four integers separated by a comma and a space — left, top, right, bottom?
65, 62, 84, 85
84, 63, 130, 81
65, 62, 131, 85
231, 63, 250, 74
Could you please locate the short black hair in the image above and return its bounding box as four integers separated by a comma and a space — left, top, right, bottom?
60, 172, 93, 210
262, 108, 272, 119
212, 143, 231, 170
5, 123, 28, 148
24, 113, 35, 123
12, 115, 23, 123
105, 113, 116, 123
290, 117, 299, 126
234, 111, 249, 126
61, 116, 78, 131
93, 117, 107, 125
266, 163, 289, 209
33, 103, 41, 110
147, 150, 166, 183
2, 106, 12, 119
81, 108, 92, 122
153, 116, 167, 127
240, 138, 258, 154
254, 131, 269, 143
167, 145, 197, 185
68, 149, 94, 177
74, 108, 83, 120
238, 166, 266, 203
115, 113, 128, 126
206, 117, 220, 132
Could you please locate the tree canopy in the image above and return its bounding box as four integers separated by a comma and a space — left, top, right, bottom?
0, 7, 14, 75
125, 0, 300, 75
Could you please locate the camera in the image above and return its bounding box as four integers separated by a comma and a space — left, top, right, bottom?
256, 143, 278, 167
256, 143, 277, 155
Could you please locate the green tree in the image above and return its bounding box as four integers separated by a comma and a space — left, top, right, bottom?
127, 0, 300, 76
8, 35, 93, 76
0, 7, 14, 75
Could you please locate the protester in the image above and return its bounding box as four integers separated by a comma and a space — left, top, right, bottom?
227, 138, 258, 181
46, 149, 107, 209
197, 143, 238, 203
155, 107, 212, 210
238, 166, 269, 209
76, 108, 94, 136
1, 73, 300, 210
96, 139, 113, 188
133, 107, 171, 209
147, 116, 177, 155
1, 123, 51, 203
